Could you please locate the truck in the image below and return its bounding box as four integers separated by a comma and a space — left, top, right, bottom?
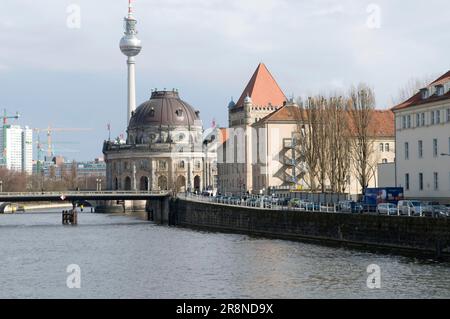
362, 187, 404, 212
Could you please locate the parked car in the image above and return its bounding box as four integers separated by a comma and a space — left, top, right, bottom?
289, 198, 302, 208
280, 197, 291, 206
352, 202, 364, 214
246, 198, 259, 207
377, 203, 398, 215
229, 196, 242, 205
220, 196, 231, 204
338, 201, 363, 213
304, 202, 321, 211
430, 205, 450, 218
397, 200, 424, 216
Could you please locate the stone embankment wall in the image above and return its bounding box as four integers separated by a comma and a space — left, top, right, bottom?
170, 199, 450, 259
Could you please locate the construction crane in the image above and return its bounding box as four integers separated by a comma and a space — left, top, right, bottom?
1, 109, 20, 165
33, 127, 92, 159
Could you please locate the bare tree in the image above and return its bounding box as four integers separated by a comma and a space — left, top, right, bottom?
297, 97, 320, 191
348, 84, 376, 194
315, 96, 329, 192
327, 96, 351, 193
0, 168, 27, 192
391, 75, 437, 106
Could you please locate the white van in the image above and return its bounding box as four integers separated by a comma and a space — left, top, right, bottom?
397, 200, 424, 216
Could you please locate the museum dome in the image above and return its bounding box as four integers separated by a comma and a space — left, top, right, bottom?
128, 90, 201, 129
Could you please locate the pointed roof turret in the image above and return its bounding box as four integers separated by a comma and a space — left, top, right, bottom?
235, 63, 287, 108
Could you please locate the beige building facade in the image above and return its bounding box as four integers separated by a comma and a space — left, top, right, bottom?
218, 63, 396, 196
218, 63, 287, 194
392, 71, 450, 203
251, 106, 395, 196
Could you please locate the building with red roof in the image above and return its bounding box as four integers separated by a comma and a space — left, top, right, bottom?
392, 71, 450, 203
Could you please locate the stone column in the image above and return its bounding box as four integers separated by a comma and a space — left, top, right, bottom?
132, 162, 137, 191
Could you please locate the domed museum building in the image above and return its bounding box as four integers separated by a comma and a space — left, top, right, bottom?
103, 90, 208, 194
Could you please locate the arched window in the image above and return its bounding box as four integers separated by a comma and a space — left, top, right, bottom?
179, 161, 185, 169
379, 143, 384, 152
159, 160, 167, 170
385, 143, 390, 152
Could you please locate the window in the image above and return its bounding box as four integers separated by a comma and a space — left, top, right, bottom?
433, 138, 438, 157
382, 158, 388, 164
179, 161, 185, 169
416, 113, 420, 127
434, 172, 439, 190
159, 160, 167, 170
419, 173, 424, 191
149, 108, 155, 117
385, 143, 390, 152
431, 111, 435, 125
447, 108, 450, 122
405, 142, 409, 160
379, 143, 384, 152
418, 140, 423, 158
175, 109, 183, 117
407, 115, 411, 128
405, 174, 410, 191
421, 113, 425, 126
402, 116, 407, 129
420, 88, 429, 99
436, 110, 441, 124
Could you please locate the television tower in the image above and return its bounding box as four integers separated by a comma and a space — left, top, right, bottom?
119, 0, 142, 126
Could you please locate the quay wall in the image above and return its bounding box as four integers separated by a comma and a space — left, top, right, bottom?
170, 199, 450, 259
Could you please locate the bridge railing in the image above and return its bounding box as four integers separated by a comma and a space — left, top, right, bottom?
0, 190, 170, 197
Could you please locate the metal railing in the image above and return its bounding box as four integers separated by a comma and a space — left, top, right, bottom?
180, 193, 442, 218
0, 190, 169, 197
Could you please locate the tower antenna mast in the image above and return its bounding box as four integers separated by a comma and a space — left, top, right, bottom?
120, 0, 142, 127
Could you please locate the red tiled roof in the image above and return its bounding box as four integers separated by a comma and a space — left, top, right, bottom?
235, 63, 287, 108
254, 106, 394, 138
392, 70, 450, 111
367, 110, 395, 138
253, 104, 304, 125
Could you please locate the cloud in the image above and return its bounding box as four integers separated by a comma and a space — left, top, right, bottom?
1, 0, 450, 159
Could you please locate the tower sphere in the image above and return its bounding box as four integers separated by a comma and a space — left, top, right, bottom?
120, 35, 142, 57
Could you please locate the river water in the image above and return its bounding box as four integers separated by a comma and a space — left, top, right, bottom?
0, 210, 449, 299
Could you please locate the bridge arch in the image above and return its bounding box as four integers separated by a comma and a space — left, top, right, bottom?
140, 176, 149, 191
124, 176, 132, 191
158, 175, 168, 191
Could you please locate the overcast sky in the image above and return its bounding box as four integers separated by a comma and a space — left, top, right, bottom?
0, 0, 449, 161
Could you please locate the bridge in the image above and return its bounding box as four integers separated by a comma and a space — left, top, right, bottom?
0, 191, 170, 203
0, 191, 172, 223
